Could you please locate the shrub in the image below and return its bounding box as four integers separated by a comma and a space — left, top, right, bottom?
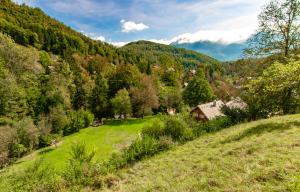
8, 118, 39, 158
222, 106, 249, 124
82, 110, 94, 128
38, 134, 52, 148
141, 123, 164, 139
64, 142, 96, 186
50, 107, 69, 134
63, 111, 85, 136
163, 116, 192, 142
8, 143, 26, 158
5, 157, 62, 192
194, 116, 232, 136
38, 134, 60, 148
105, 135, 174, 172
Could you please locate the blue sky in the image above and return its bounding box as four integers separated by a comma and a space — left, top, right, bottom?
16, 0, 268, 46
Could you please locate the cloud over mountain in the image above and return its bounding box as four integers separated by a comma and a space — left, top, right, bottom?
121, 20, 149, 33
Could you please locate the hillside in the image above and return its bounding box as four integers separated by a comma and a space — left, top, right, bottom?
0, 0, 116, 57
102, 115, 300, 192
122, 41, 221, 71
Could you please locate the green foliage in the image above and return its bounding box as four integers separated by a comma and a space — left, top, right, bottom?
91, 74, 109, 119
82, 110, 94, 127
163, 116, 193, 142
246, 0, 300, 57
141, 123, 165, 139
246, 60, 300, 114
159, 86, 183, 113
8, 118, 39, 158
130, 76, 159, 117
183, 69, 215, 106
3, 157, 61, 192
106, 136, 171, 171
64, 142, 98, 187
193, 116, 232, 136
0, 0, 116, 57
111, 89, 132, 117
49, 107, 69, 134
64, 110, 87, 136
222, 106, 249, 124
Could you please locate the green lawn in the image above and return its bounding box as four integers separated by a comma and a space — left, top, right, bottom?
9, 117, 157, 172
102, 114, 300, 192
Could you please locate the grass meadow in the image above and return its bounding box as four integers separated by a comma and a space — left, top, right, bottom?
7, 117, 157, 172
102, 114, 300, 192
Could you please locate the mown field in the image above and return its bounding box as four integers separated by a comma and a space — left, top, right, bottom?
102, 114, 300, 192
6, 117, 156, 172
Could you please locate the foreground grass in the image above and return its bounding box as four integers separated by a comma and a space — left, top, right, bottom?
102, 114, 300, 192
7, 117, 156, 172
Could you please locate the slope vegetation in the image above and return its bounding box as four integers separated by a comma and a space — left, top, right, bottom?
103, 115, 300, 192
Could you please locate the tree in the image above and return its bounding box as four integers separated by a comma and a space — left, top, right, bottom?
90, 74, 109, 119
130, 76, 159, 117
246, 0, 300, 57
159, 86, 183, 113
246, 59, 300, 114
182, 69, 215, 107
111, 89, 132, 118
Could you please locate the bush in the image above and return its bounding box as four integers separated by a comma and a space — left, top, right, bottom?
82, 110, 94, 128
5, 157, 62, 192
222, 106, 249, 124
38, 134, 52, 148
38, 134, 60, 148
194, 116, 232, 136
106, 136, 173, 172
8, 118, 39, 159
64, 142, 96, 186
163, 116, 193, 142
50, 107, 69, 134
141, 123, 164, 139
63, 111, 85, 136
8, 143, 26, 158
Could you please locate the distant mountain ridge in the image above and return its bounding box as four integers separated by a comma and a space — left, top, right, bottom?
172, 41, 247, 61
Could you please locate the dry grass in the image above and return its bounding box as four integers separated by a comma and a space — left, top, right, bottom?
102, 114, 300, 192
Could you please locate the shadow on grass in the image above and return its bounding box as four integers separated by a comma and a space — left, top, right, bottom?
222, 121, 300, 143
38, 148, 55, 155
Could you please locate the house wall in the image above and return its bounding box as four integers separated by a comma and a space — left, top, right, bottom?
191, 108, 208, 122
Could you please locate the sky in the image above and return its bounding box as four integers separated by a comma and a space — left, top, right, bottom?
15, 0, 268, 46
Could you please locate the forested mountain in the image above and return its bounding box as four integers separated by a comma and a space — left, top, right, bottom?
0, 0, 117, 57
173, 41, 247, 61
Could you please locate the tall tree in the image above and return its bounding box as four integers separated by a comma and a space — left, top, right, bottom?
246, 60, 300, 114
90, 74, 109, 119
130, 76, 159, 118
111, 89, 132, 118
182, 69, 215, 107
246, 0, 300, 57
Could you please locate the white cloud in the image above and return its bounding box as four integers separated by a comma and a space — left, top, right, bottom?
80, 31, 106, 42
121, 20, 149, 33
169, 28, 254, 44
94, 36, 106, 41
109, 41, 128, 47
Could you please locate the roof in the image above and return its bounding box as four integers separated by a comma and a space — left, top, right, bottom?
226, 97, 247, 110
194, 100, 225, 120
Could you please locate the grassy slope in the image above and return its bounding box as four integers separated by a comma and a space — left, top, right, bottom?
9, 117, 156, 172
103, 114, 300, 192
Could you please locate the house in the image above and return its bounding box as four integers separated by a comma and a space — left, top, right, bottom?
191, 100, 225, 122
226, 97, 247, 110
